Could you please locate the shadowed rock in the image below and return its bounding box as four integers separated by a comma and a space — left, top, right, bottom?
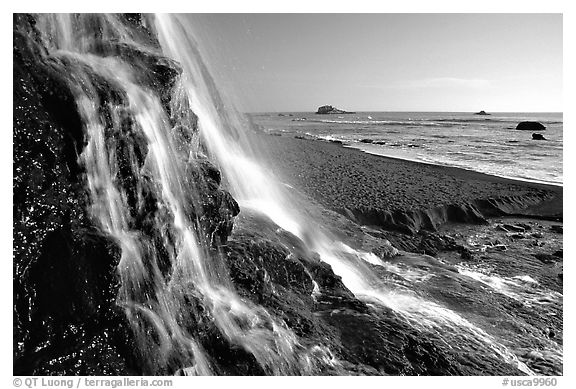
517, 121, 546, 131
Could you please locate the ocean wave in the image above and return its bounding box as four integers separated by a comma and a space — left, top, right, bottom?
304, 117, 563, 127
308, 118, 457, 127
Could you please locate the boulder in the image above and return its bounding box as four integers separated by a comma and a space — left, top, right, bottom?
532, 133, 547, 140
359, 139, 374, 144
516, 121, 546, 131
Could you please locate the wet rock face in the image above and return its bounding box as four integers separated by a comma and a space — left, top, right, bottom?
222, 211, 524, 375
13, 14, 239, 375
14, 15, 132, 375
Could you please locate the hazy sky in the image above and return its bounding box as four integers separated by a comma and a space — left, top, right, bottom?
188, 14, 562, 112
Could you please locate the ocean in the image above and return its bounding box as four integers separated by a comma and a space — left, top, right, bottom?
249, 112, 563, 186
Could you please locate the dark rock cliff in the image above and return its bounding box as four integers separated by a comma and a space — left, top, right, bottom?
13, 14, 239, 375
14, 14, 129, 374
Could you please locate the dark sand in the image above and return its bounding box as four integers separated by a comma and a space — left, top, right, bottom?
260, 135, 562, 222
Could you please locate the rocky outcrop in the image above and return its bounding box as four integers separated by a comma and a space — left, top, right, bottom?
316, 105, 355, 114
223, 210, 522, 375
532, 133, 547, 140
337, 192, 557, 235
516, 121, 546, 131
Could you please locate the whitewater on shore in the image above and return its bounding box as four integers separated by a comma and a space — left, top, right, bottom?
251, 111, 563, 186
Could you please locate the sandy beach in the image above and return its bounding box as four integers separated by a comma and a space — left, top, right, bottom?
260, 134, 562, 233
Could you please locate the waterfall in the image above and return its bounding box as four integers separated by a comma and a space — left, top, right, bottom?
32, 13, 332, 375
153, 14, 534, 375
30, 13, 536, 375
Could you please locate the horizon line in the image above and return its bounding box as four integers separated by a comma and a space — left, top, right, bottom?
242, 110, 564, 114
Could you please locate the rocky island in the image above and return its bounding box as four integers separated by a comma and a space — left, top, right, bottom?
316, 105, 355, 114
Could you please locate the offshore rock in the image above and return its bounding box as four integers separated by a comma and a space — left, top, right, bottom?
316, 105, 355, 114
516, 121, 546, 131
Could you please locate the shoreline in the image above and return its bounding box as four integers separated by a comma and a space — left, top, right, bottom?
249, 111, 564, 115
343, 143, 563, 188
259, 134, 562, 233
341, 142, 563, 192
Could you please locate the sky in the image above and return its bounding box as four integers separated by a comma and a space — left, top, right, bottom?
186, 14, 563, 113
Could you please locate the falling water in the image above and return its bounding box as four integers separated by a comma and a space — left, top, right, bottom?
154, 14, 537, 374
30, 13, 544, 375
33, 13, 336, 375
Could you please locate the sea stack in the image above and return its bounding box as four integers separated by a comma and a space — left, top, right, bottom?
516, 121, 546, 131
316, 105, 355, 114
